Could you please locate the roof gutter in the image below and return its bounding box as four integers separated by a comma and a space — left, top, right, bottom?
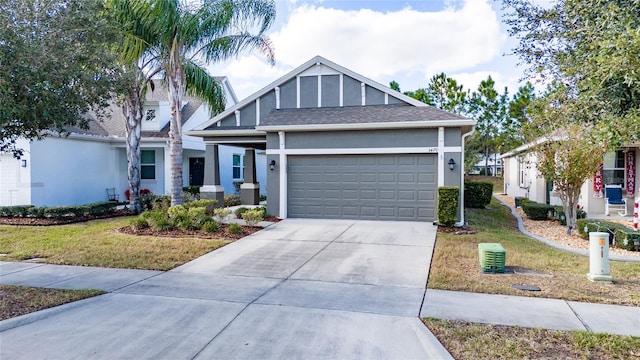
256, 119, 476, 132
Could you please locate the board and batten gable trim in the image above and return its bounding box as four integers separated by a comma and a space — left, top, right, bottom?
192, 55, 428, 131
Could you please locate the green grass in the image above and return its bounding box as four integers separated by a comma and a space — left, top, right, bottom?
0, 217, 229, 270
0, 285, 105, 320
424, 318, 640, 360
429, 198, 640, 305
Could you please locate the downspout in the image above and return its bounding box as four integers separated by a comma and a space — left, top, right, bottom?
459, 126, 476, 226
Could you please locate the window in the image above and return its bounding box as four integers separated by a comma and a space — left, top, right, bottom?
603, 151, 625, 186
141, 150, 155, 180
232, 154, 244, 179
145, 109, 156, 121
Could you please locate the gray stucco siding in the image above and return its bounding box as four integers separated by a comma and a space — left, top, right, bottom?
343, 75, 362, 106
321, 75, 340, 107
239, 102, 257, 126
365, 86, 385, 105
266, 133, 279, 149
443, 151, 463, 220
299, 76, 318, 108
266, 154, 280, 217
280, 78, 297, 109
282, 129, 439, 150
444, 128, 462, 146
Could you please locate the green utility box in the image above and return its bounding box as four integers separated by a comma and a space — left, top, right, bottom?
478, 243, 506, 273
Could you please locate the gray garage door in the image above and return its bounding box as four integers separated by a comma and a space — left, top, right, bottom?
288, 154, 437, 221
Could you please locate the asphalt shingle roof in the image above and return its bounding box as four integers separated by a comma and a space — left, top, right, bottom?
72, 86, 204, 138
260, 104, 469, 126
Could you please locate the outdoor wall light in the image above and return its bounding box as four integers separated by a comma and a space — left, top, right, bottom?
21, 159, 27, 168
448, 158, 456, 171
269, 160, 276, 171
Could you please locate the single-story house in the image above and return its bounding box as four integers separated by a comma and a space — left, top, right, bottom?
502, 141, 639, 216
0, 78, 266, 207
469, 153, 503, 176
188, 56, 476, 223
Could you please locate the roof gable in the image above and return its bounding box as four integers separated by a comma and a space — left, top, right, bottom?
194, 55, 429, 131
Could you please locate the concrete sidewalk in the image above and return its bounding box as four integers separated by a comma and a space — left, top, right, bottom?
422, 290, 640, 337
0, 219, 451, 360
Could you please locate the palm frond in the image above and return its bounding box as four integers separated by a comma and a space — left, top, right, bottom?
184, 61, 226, 116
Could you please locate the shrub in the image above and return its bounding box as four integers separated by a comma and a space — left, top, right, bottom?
234, 207, 250, 218
176, 217, 197, 231
0, 205, 34, 217
129, 217, 149, 230
187, 207, 207, 219
185, 199, 217, 215
150, 216, 173, 232
42, 206, 86, 217
437, 186, 459, 227
141, 195, 170, 212
213, 208, 232, 223
464, 180, 493, 208
201, 220, 219, 233
614, 230, 640, 251
228, 222, 243, 234
224, 194, 241, 207
521, 201, 554, 220
259, 194, 267, 201
242, 209, 265, 226
85, 202, 117, 215
553, 206, 587, 226
167, 205, 187, 218
192, 213, 212, 229
576, 219, 635, 248
182, 186, 200, 197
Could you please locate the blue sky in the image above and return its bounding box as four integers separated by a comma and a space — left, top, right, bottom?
214, 0, 531, 100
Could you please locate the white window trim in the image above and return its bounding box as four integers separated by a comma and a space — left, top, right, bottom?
232, 153, 244, 180
141, 149, 156, 180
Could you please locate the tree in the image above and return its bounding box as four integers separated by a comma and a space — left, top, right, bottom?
0, 0, 121, 157
401, 73, 469, 115
111, 0, 276, 206
468, 77, 509, 177
502, 0, 640, 146
525, 83, 608, 234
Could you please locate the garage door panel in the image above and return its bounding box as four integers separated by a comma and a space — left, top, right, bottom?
288, 154, 437, 221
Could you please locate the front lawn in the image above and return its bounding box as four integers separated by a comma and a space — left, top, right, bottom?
425, 318, 640, 360
428, 198, 640, 306
0, 285, 104, 320
0, 217, 229, 271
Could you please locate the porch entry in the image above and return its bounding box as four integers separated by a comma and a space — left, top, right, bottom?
189, 157, 205, 186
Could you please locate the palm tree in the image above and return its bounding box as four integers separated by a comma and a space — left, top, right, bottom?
109, 0, 276, 206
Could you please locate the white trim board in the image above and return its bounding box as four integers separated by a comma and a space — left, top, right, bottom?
266, 147, 461, 155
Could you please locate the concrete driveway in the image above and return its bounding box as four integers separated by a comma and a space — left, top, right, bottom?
0, 219, 450, 359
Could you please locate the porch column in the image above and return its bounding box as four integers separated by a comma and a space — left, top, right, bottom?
200, 144, 225, 207
240, 148, 260, 205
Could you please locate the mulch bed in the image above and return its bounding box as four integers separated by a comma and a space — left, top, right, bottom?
437, 225, 477, 235
0, 210, 134, 226
117, 224, 263, 240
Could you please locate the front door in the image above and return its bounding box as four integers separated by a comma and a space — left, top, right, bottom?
189, 157, 205, 186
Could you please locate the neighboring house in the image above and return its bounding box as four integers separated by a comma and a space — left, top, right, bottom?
0, 78, 266, 207
188, 56, 476, 223
469, 153, 503, 176
502, 142, 639, 216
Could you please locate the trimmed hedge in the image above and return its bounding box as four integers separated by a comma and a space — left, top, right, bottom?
464, 180, 493, 209
521, 201, 554, 220
0, 202, 117, 219
576, 219, 639, 250
437, 186, 459, 226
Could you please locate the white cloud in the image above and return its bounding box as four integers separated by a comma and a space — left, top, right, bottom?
215, 0, 509, 99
